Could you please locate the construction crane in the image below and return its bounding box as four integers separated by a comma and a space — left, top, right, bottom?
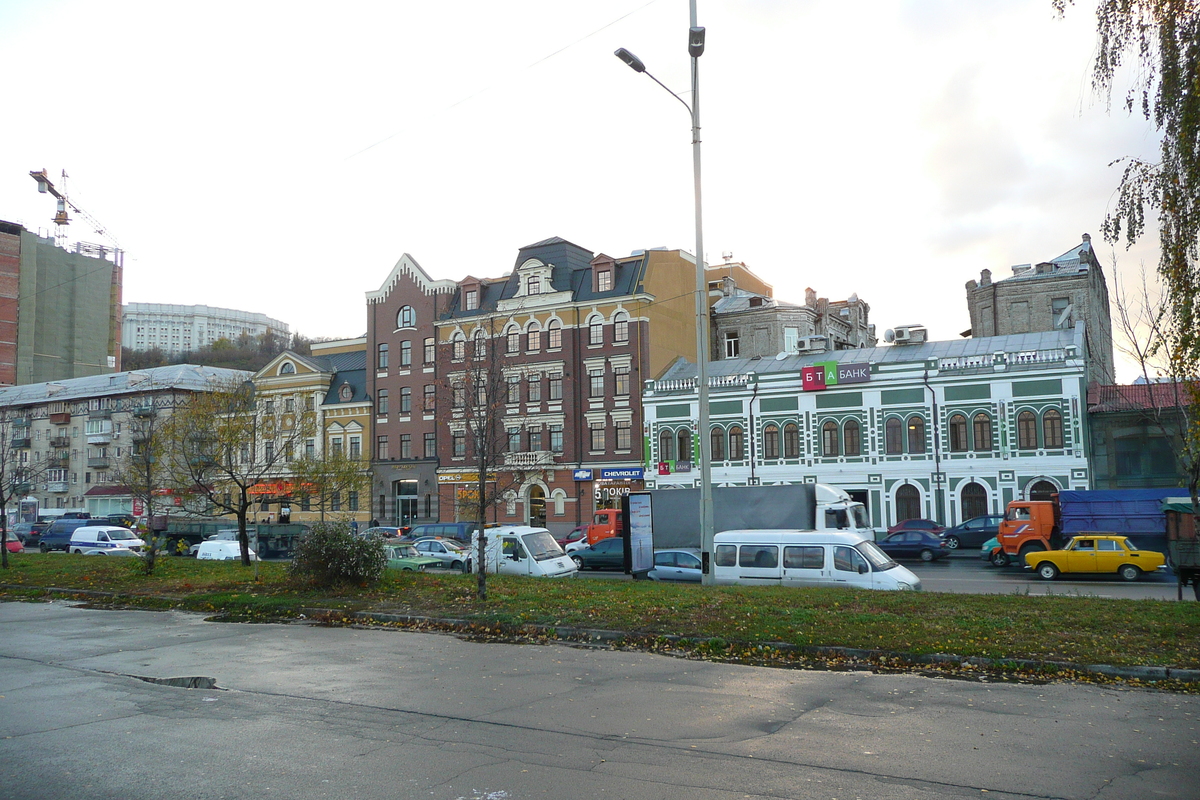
29, 168, 121, 253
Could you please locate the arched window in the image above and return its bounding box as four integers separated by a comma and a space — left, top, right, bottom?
948, 414, 968, 452
473, 330, 486, 358
677, 429, 692, 463
763, 424, 780, 459
658, 429, 674, 462
729, 426, 745, 460
279, 362, 295, 375
547, 319, 562, 349
896, 484, 921, 522
589, 316, 604, 345
710, 427, 726, 461
907, 416, 926, 454
821, 421, 839, 457
885, 418, 903, 454
783, 423, 800, 458
613, 312, 630, 343
452, 333, 465, 361
961, 482, 988, 519
973, 413, 993, 452
1043, 409, 1063, 448
397, 306, 415, 328
527, 322, 541, 352
1017, 411, 1038, 449
1028, 479, 1057, 501
505, 326, 520, 354
844, 419, 861, 456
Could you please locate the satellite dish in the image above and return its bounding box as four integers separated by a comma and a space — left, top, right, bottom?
775, 351, 788, 360
884, 329, 896, 343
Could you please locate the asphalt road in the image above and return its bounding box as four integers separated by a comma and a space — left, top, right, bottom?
579, 553, 1195, 601
1, 601, 1197, 800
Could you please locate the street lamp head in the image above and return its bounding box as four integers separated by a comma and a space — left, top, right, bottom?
688, 26, 706, 58
614, 47, 646, 73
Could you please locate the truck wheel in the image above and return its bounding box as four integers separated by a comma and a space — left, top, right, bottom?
1118, 564, 1140, 582
943, 536, 961, 550
990, 551, 1009, 568
919, 548, 935, 562
1019, 542, 1046, 558
1037, 562, 1058, 580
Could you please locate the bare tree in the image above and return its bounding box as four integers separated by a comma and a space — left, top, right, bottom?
445, 318, 547, 600
0, 411, 50, 568
162, 379, 317, 566
289, 447, 370, 523
108, 394, 175, 573
1113, 265, 1200, 515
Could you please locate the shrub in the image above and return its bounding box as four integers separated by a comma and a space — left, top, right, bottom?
289, 522, 386, 588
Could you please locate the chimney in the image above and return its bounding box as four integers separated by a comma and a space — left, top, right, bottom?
980, 269, 991, 286
805, 287, 817, 306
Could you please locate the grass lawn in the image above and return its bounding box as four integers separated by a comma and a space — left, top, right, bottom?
1, 553, 1198, 684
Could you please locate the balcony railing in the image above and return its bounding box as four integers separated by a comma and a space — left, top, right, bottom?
46, 481, 68, 493
87, 456, 110, 469
49, 412, 71, 425
10, 437, 30, 449
88, 408, 112, 420
132, 406, 156, 418
87, 432, 112, 445
503, 451, 556, 468
9, 417, 29, 428
49, 435, 70, 448
651, 373, 754, 393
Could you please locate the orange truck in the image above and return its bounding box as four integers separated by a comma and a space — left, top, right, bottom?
586, 508, 624, 545
990, 500, 1065, 566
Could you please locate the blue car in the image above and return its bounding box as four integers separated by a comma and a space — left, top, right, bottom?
877, 530, 950, 562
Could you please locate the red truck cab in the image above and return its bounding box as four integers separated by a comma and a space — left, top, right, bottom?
586, 509, 623, 546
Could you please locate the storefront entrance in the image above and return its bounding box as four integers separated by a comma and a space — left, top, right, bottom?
528, 486, 546, 528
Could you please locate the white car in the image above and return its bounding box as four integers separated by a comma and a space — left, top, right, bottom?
412, 538, 470, 570
188, 529, 241, 557
196, 540, 258, 561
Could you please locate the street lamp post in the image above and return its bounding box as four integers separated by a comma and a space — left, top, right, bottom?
616, 1, 716, 584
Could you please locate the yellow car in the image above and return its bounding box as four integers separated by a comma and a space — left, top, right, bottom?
1024, 535, 1167, 581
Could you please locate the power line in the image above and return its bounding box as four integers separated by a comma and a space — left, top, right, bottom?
346, 0, 662, 160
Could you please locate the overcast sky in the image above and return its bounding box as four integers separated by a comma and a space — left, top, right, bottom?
0, 0, 1162, 380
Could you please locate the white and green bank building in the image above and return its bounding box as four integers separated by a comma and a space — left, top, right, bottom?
641, 326, 1092, 530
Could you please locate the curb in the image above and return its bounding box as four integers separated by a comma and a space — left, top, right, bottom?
340, 609, 1200, 686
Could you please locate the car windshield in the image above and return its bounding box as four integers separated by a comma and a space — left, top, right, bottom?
855, 541, 899, 571
108, 529, 137, 540
520, 531, 565, 561
851, 505, 869, 529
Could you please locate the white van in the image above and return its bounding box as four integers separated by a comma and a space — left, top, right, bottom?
466, 525, 577, 578
713, 530, 922, 591
196, 540, 258, 561
69, 525, 145, 556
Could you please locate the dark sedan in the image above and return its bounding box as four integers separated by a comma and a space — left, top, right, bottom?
940, 514, 1005, 551
877, 530, 950, 562
570, 537, 626, 571
886, 518, 946, 536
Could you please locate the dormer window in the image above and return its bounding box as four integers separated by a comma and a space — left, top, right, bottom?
279, 362, 295, 375
527, 276, 540, 295
339, 383, 353, 401
464, 289, 478, 310
597, 270, 612, 292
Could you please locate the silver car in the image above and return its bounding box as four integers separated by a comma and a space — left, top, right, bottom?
412, 538, 471, 570
648, 548, 703, 582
